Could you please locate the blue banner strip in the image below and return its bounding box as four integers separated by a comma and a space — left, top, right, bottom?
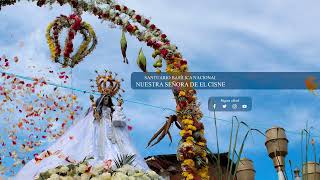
131, 72, 320, 89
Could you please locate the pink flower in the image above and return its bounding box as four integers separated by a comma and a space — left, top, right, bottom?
128, 125, 133, 131
103, 159, 112, 170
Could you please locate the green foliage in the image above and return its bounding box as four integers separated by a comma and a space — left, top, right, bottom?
136, 48, 147, 72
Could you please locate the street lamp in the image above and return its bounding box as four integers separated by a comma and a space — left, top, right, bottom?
236, 158, 255, 180
265, 127, 288, 180
302, 162, 320, 180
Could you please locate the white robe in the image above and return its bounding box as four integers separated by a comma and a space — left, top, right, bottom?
14, 106, 149, 180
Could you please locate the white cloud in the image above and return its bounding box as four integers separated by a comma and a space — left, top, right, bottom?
1, 1, 320, 178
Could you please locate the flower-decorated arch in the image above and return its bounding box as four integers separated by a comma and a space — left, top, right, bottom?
0, 1, 209, 179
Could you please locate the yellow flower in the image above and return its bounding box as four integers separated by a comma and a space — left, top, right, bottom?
182, 119, 193, 125
184, 159, 195, 166
186, 125, 197, 131
180, 129, 193, 137
178, 91, 186, 97
201, 151, 207, 158
71, 95, 77, 101
180, 64, 188, 71
186, 137, 194, 143
46, 22, 56, 61
179, 130, 186, 137
197, 141, 206, 147
200, 129, 205, 135
166, 67, 172, 73
198, 166, 209, 180
186, 174, 194, 180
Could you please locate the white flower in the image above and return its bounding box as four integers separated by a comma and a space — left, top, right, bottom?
80, 173, 91, 180
91, 165, 104, 176
48, 173, 60, 180
48, 168, 57, 175
59, 166, 69, 173
146, 170, 159, 178
133, 172, 144, 177
78, 164, 88, 173
99, 172, 111, 180
61, 176, 74, 180
113, 172, 128, 179
141, 175, 151, 180
120, 164, 135, 175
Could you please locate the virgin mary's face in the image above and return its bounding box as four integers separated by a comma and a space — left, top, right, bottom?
103, 96, 111, 106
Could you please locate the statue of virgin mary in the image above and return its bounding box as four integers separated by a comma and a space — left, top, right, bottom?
14, 73, 149, 179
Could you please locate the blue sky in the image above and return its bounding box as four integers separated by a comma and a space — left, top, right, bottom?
1, 0, 320, 179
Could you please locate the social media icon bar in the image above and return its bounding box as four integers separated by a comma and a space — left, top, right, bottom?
208, 96, 252, 112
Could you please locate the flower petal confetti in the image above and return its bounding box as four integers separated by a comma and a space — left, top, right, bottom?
0, 55, 82, 176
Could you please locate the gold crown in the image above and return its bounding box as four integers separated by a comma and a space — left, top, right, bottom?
91, 70, 124, 97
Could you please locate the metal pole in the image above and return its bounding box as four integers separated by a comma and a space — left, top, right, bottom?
277, 171, 286, 180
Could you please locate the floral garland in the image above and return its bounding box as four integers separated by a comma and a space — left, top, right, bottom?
177, 90, 208, 180
46, 13, 97, 68
1, 0, 209, 179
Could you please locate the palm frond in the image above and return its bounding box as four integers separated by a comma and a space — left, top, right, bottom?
114, 154, 136, 168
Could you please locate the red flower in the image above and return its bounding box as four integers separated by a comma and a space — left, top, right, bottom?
161, 34, 167, 39
150, 24, 156, 30
135, 15, 142, 22
144, 19, 150, 25
147, 39, 155, 47
115, 5, 121, 11
128, 125, 133, 131
153, 41, 162, 49
102, 13, 109, 18
180, 101, 187, 107
160, 49, 168, 57
180, 60, 188, 65
63, 52, 68, 58
126, 24, 135, 33
57, 0, 64, 5
123, 6, 128, 11
68, 31, 75, 39
70, 0, 78, 8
